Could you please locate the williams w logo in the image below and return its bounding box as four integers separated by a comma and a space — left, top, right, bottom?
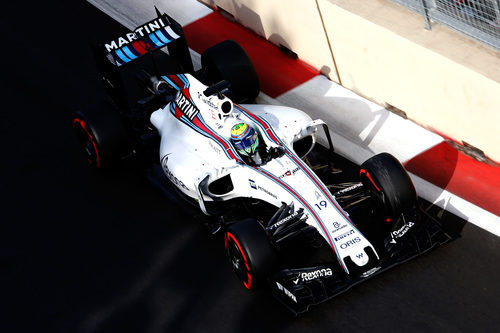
356, 253, 364, 259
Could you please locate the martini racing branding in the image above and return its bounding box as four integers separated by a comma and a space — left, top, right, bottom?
340, 237, 361, 249
175, 92, 199, 121
392, 221, 415, 239
334, 229, 355, 242
276, 282, 297, 303
105, 17, 169, 52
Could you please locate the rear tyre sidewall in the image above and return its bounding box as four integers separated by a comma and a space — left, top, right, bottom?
360, 152, 417, 220
225, 218, 276, 290
201, 40, 260, 103
73, 101, 131, 168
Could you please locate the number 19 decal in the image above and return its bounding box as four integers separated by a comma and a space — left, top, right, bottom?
315, 200, 327, 210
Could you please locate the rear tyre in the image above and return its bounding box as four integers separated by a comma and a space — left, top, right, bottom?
201, 40, 260, 103
73, 101, 131, 168
360, 153, 417, 221
225, 218, 276, 290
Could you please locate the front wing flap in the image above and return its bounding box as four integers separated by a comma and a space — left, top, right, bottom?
268, 211, 453, 314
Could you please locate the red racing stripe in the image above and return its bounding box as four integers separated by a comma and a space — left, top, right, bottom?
167, 74, 186, 89
131, 40, 149, 54
183, 12, 319, 98
192, 117, 239, 160
255, 167, 339, 255
404, 141, 500, 216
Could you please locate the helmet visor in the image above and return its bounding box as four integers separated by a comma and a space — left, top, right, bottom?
233, 132, 259, 156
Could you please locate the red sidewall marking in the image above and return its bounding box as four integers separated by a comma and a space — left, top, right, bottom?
225, 232, 252, 289
360, 169, 380, 192
73, 118, 100, 168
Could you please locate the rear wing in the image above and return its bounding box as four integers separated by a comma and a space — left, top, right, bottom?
94, 7, 194, 110
105, 11, 181, 67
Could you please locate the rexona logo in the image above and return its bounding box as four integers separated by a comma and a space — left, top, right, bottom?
392, 221, 415, 239
276, 282, 297, 303
340, 237, 361, 249
175, 93, 199, 121
105, 17, 169, 52
299, 268, 333, 282
334, 229, 355, 242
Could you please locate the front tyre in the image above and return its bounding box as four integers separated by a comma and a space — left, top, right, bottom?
225, 218, 276, 290
360, 153, 417, 221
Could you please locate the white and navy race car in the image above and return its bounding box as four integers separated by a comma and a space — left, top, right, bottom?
73, 9, 454, 314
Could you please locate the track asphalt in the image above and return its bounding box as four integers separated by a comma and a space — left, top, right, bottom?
1, 1, 499, 332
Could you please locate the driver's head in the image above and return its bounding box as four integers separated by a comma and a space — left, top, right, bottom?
230, 123, 259, 157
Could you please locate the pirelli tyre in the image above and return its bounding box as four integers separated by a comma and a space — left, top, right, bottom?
360, 153, 417, 221
225, 218, 276, 290
73, 102, 131, 168
201, 40, 260, 103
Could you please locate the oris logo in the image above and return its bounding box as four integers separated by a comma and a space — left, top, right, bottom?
340, 237, 361, 249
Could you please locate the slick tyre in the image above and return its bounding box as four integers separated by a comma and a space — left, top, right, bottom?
225, 218, 276, 290
360, 153, 417, 220
73, 102, 131, 168
201, 40, 259, 103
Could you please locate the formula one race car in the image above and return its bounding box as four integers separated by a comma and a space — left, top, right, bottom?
73, 9, 454, 314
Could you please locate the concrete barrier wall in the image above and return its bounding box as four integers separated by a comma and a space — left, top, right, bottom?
199, 0, 340, 82
318, 0, 500, 162
198, 0, 500, 162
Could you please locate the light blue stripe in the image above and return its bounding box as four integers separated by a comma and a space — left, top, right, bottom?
115, 49, 131, 63
121, 46, 137, 60
149, 33, 164, 47
178, 74, 189, 88
197, 114, 241, 161
170, 104, 233, 160
162, 76, 180, 90
238, 106, 356, 232
155, 30, 171, 44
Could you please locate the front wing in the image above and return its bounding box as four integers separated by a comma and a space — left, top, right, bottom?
268, 209, 453, 314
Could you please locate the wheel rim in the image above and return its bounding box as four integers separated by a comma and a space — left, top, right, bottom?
225, 232, 252, 289
73, 118, 100, 168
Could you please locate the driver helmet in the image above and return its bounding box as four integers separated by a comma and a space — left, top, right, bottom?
230, 123, 259, 157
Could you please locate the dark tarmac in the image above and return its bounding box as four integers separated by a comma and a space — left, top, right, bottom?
1, 1, 500, 332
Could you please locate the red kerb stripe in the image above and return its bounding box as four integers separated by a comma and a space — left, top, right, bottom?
183, 12, 318, 98
404, 141, 500, 216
